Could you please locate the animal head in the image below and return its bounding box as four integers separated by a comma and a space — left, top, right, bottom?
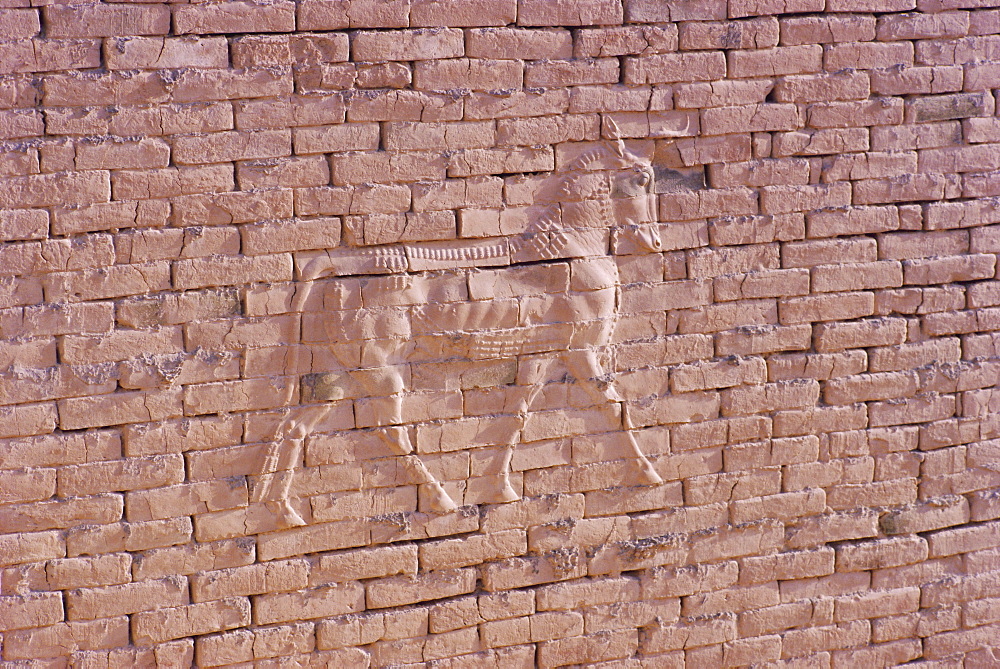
528, 119, 661, 256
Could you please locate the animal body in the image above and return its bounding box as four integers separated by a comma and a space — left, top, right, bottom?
251, 130, 667, 527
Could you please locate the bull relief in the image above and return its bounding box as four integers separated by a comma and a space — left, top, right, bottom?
252, 124, 667, 530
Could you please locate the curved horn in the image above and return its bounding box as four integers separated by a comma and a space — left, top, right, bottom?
605, 117, 626, 158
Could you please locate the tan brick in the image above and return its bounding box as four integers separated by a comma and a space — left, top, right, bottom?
133, 598, 250, 646
467, 27, 571, 59
625, 52, 727, 84
881, 495, 970, 535
45, 553, 131, 590
45, 4, 169, 38
368, 568, 475, 608
519, 0, 623, 26
174, 1, 294, 34
3, 617, 129, 660
67, 576, 187, 621
353, 28, 464, 61
66, 518, 192, 558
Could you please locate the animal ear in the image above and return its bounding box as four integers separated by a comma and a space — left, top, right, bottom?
605, 118, 626, 157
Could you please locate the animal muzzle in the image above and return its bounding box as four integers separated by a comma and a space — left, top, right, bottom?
632, 224, 663, 252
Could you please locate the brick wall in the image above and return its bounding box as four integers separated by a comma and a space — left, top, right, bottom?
3, 0, 1000, 666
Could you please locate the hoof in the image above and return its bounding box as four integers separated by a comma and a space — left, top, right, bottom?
634, 458, 664, 486
423, 482, 458, 514
268, 501, 307, 528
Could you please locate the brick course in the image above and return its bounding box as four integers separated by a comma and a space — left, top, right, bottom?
0, 1, 999, 665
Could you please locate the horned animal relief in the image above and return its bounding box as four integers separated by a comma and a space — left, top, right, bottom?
251, 126, 667, 530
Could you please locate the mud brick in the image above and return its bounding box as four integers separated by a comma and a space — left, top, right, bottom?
701, 103, 800, 136
871, 120, 962, 151
0, 108, 42, 140
965, 61, 1000, 92
826, 152, 919, 183
669, 136, 751, 169
172, 68, 293, 104
904, 254, 995, 285
465, 89, 568, 120
496, 115, 599, 148
524, 57, 619, 88
4, 617, 131, 660
173, 130, 291, 165
873, 64, 965, 96
780, 14, 876, 44
299, 183, 411, 216
111, 167, 227, 202
772, 127, 870, 156
774, 403, 869, 437
688, 243, 779, 278
713, 323, 811, 356
449, 146, 553, 177
60, 327, 183, 366
0, 9, 39, 39
675, 80, 771, 110
779, 72, 872, 104
0, 592, 63, 631
920, 143, 1000, 173
879, 230, 967, 260
236, 156, 329, 189
173, 0, 294, 34
766, 350, 867, 383
966, 117, 1000, 143
659, 187, 757, 221
174, 253, 291, 291
58, 455, 184, 499
420, 530, 526, 571
352, 29, 464, 62
45, 4, 169, 38
670, 357, 767, 393
760, 182, 851, 215
466, 27, 572, 59
66, 575, 188, 622
868, 390, 957, 426
125, 478, 249, 523
708, 213, 803, 246
104, 36, 229, 71
569, 86, 650, 115
132, 540, 254, 581
189, 560, 308, 603
518, 0, 623, 26
227, 35, 290, 69
728, 45, 822, 78
855, 173, 962, 205
907, 92, 990, 123
0, 530, 65, 568
679, 17, 776, 50
808, 97, 904, 129
0, 209, 46, 242
624, 52, 727, 84
368, 568, 476, 608
405, 0, 512, 26
927, 519, 1000, 557
0, 171, 109, 209
292, 123, 379, 155
811, 260, 903, 293
309, 545, 416, 586
576, 25, 678, 58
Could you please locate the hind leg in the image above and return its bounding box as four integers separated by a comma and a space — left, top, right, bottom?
376, 426, 458, 513
250, 407, 325, 528
562, 348, 663, 486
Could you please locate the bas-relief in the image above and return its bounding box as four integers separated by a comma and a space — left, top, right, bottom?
253, 124, 667, 529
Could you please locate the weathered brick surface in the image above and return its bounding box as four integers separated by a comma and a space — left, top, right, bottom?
1, 1, 999, 665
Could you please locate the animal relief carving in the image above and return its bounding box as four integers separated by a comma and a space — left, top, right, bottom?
251, 124, 668, 529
